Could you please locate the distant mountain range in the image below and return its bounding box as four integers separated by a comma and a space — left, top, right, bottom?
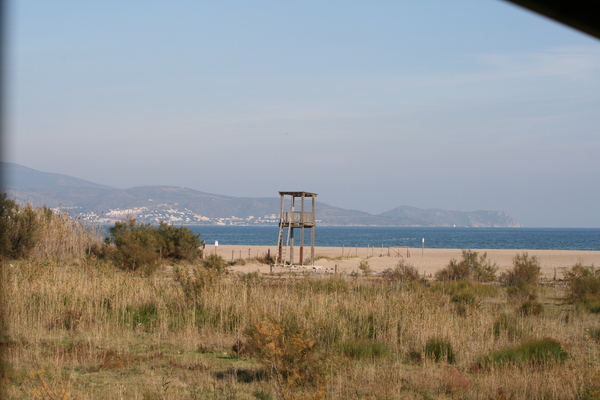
1, 162, 522, 227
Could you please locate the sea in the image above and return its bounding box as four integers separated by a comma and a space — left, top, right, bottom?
186, 226, 600, 251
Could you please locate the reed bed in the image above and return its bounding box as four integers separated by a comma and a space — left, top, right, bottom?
2, 256, 600, 400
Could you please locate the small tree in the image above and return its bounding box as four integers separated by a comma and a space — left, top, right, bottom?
156, 221, 204, 261
105, 217, 160, 273
435, 250, 498, 282
382, 259, 424, 283
501, 252, 540, 286
244, 320, 324, 397
0, 195, 41, 259
565, 263, 600, 299
564, 263, 600, 310
0, 193, 12, 258
358, 260, 372, 276
106, 218, 205, 273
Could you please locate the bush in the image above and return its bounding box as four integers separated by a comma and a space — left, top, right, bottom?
451, 291, 481, 316
105, 217, 161, 273
126, 302, 159, 330
340, 339, 390, 360
492, 314, 523, 340
434, 280, 496, 317
436, 279, 498, 298
578, 297, 600, 313
424, 337, 456, 364
381, 260, 424, 283
435, 250, 498, 282
105, 217, 204, 273
358, 260, 372, 276
156, 221, 203, 261
519, 300, 544, 316
0, 199, 40, 259
506, 281, 538, 302
244, 320, 324, 392
501, 252, 541, 286
255, 252, 275, 264
564, 264, 600, 313
435, 259, 469, 281
0, 194, 102, 260
201, 254, 228, 274
482, 338, 568, 367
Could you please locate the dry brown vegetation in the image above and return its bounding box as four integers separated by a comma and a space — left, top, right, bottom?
2, 255, 600, 399
1, 206, 600, 399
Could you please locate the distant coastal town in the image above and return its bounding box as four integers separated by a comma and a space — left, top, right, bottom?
56, 204, 283, 226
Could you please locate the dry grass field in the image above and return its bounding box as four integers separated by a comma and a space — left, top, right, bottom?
2, 251, 600, 399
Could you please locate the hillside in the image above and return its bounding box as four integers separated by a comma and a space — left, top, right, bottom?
1, 163, 521, 227
379, 205, 522, 228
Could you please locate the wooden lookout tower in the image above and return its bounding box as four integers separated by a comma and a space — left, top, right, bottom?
276, 191, 317, 266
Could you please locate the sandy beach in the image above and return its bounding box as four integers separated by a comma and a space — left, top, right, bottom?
206, 244, 600, 279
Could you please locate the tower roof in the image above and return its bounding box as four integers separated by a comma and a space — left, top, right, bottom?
278, 191, 318, 197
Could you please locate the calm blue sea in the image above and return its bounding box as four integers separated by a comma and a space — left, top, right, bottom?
186, 226, 600, 251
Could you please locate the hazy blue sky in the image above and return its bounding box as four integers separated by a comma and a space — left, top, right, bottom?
5, 1, 600, 227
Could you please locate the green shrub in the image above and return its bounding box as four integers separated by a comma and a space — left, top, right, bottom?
482, 338, 568, 367
451, 291, 479, 306
125, 302, 159, 330
519, 300, 544, 316
105, 218, 204, 273
564, 264, 600, 313
434, 280, 496, 316
451, 291, 481, 316
105, 217, 160, 273
506, 281, 538, 302
492, 314, 523, 340
156, 221, 203, 261
1, 195, 102, 260
381, 260, 424, 283
501, 252, 541, 286
468, 251, 499, 282
201, 254, 228, 274
0, 193, 13, 258
424, 337, 455, 364
578, 296, 600, 313
437, 279, 498, 298
358, 260, 372, 276
340, 339, 390, 360
435, 259, 470, 281
435, 250, 498, 282
0, 199, 40, 259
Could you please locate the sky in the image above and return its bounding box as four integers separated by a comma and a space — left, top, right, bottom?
4, 1, 600, 228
